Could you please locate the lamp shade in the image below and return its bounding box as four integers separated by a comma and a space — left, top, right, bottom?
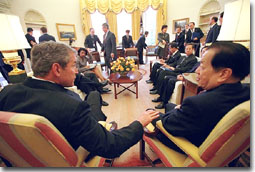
217, 0, 250, 42
0, 14, 30, 51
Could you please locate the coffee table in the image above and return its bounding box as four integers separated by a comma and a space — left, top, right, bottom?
109, 71, 143, 99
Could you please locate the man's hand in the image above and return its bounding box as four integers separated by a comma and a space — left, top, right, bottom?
174, 105, 181, 109
177, 74, 184, 81
165, 66, 174, 70
138, 110, 159, 127
159, 59, 165, 64
194, 37, 198, 41
111, 53, 114, 58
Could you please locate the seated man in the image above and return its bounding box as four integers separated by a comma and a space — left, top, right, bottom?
0, 42, 160, 159
146, 42, 181, 84
153, 46, 208, 109
149, 42, 250, 153
150, 44, 197, 95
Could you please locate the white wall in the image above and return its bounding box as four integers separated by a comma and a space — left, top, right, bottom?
9, 0, 85, 47
166, 0, 237, 41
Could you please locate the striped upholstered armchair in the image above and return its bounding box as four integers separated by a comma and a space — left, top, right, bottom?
140, 100, 250, 167
0, 111, 108, 167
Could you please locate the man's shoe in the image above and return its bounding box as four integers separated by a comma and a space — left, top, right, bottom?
155, 102, 165, 109
150, 87, 157, 91
152, 97, 162, 103
146, 80, 153, 84
102, 100, 109, 106
109, 121, 118, 131
150, 90, 158, 95
100, 80, 108, 87
102, 88, 111, 93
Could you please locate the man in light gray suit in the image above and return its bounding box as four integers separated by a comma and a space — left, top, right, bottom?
101, 23, 117, 71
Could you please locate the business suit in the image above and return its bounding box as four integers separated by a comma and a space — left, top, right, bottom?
150, 51, 181, 83
0, 77, 144, 158
190, 28, 204, 57
157, 32, 170, 59
84, 34, 102, 52
205, 24, 220, 44
101, 31, 117, 68
122, 35, 134, 50
154, 54, 197, 94
25, 33, 37, 59
135, 35, 147, 64
173, 32, 185, 53
182, 29, 192, 44
39, 33, 56, 43
155, 82, 250, 153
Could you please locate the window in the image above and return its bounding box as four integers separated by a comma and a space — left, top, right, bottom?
142, 7, 157, 45
91, 10, 106, 45
117, 10, 132, 45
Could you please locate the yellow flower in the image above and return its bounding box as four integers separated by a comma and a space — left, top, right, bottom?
111, 67, 115, 70
131, 68, 135, 71
127, 57, 131, 60
126, 68, 130, 71
116, 68, 119, 71
126, 61, 129, 65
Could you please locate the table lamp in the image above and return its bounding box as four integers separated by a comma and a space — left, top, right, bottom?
216, 0, 250, 48
0, 14, 30, 75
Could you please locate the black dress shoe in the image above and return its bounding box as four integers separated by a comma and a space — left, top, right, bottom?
100, 80, 108, 87
150, 87, 157, 91
102, 100, 109, 106
102, 88, 111, 93
150, 90, 158, 95
109, 121, 118, 131
152, 97, 162, 102
146, 80, 153, 84
155, 102, 165, 109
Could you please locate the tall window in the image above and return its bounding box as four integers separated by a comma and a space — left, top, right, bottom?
142, 7, 157, 45
117, 10, 132, 45
91, 10, 106, 45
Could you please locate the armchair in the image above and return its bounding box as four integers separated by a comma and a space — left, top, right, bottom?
0, 111, 109, 167
124, 48, 139, 69
140, 100, 250, 167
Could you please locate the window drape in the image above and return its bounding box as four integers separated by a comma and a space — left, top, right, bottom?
105, 11, 118, 44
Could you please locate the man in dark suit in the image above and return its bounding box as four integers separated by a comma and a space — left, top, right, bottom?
25, 27, 37, 59
189, 22, 204, 57
135, 31, 149, 64
205, 17, 219, 44
173, 26, 185, 53
0, 41, 159, 159
39, 27, 56, 43
182, 24, 192, 46
84, 28, 102, 52
101, 23, 117, 70
150, 44, 197, 98
149, 42, 250, 154
146, 42, 181, 84
122, 30, 134, 50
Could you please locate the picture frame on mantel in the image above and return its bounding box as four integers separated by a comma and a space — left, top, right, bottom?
172, 18, 189, 34
56, 23, 77, 41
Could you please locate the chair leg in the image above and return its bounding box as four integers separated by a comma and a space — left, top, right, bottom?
140, 140, 145, 160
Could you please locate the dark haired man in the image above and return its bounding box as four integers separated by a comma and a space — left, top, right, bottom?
122, 30, 134, 51
25, 27, 37, 59
39, 27, 56, 43
136, 31, 149, 64
189, 22, 204, 57
84, 28, 102, 52
173, 26, 185, 53
149, 42, 250, 153
205, 16, 219, 44
157, 25, 170, 59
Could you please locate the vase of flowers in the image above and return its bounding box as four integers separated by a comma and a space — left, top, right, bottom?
111, 57, 137, 77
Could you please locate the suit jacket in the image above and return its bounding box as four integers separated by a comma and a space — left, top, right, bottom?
165, 50, 181, 65
39, 33, 56, 43
135, 35, 147, 51
190, 28, 204, 43
182, 29, 192, 43
0, 77, 144, 158
84, 34, 102, 52
169, 54, 197, 74
205, 24, 220, 43
173, 32, 185, 52
122, 35, 134, 50
101, 31, 117, 60
161, 82, 250, 147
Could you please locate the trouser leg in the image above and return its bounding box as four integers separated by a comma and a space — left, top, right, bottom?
161, 77, 177, 104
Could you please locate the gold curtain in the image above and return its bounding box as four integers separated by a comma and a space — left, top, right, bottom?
105, 11, 118, 43
80, 4, 92, 36
124, 0, 137, 13
97, 0, 109, 14
132, 9, 141, 41
156, 0, 167, 43
151, 0, 162, 9
137, 0, 149, 12
111, 0, 123, 14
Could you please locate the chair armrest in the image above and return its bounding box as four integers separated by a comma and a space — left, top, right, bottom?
156, 120, 206, 167
75, 146, 90, 167
144, 123, 159, 137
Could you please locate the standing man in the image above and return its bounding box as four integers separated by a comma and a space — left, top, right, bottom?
122, 30, 134, 51
157, 25, 170, 59
182, 24, 192, 47
189, 22, 204, 57
25, 27, 37, 59
39, 27, 56, 43
173, 26, 185, 53
205, 16, 219, 44
84, 28, 102, 52
101, 23, 117, 71
217, 12, 224, 34
135, 31, 149, 65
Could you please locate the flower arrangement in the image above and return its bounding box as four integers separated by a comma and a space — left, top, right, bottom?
111, 57, 137, 75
